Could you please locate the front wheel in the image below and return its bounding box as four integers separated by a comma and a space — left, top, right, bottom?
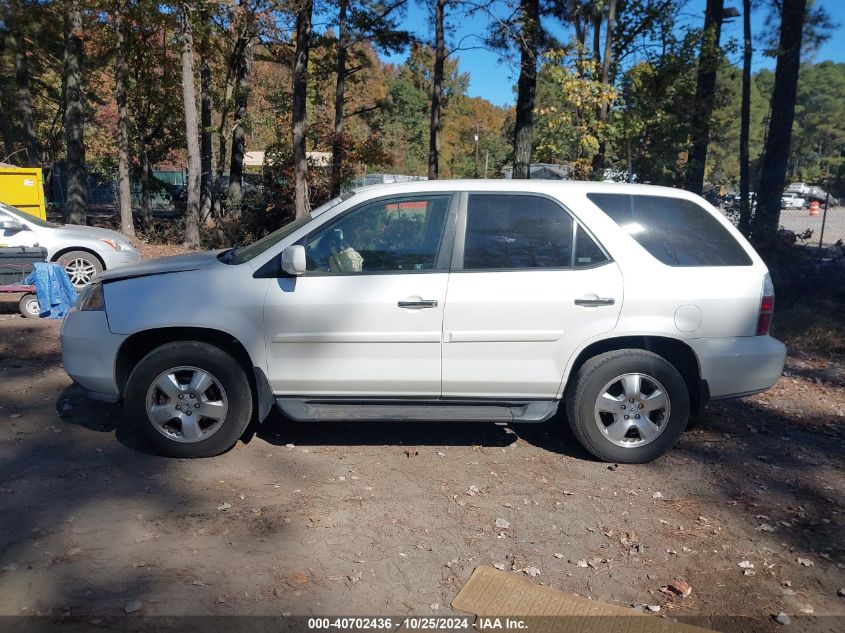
56, 250, 103, 288
565, 349, 689, 464
124, 341, 253, 457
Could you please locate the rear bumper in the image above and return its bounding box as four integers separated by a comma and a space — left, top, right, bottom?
60, 309, 125, 400
689, 335, 786, 400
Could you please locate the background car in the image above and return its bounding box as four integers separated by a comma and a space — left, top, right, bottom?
781, 192, 807, 209
0, 201, 141, 287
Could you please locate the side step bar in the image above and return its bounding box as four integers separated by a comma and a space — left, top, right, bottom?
275, 399, 559, 423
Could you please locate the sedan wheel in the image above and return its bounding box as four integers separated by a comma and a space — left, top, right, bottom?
57, 251, 103, 288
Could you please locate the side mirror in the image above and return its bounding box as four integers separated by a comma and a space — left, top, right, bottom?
1, 219, 24, 232
280, 244, 306, 275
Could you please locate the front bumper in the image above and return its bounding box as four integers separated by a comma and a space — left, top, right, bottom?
689, 335, 786, 400
99, 248, 142, 270
61, 309, 126, 401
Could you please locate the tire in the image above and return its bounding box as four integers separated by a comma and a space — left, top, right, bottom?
56, 250, 103, 288
19, 293, 40, 318
565, 349, 689, 464
124, 341, 253, 458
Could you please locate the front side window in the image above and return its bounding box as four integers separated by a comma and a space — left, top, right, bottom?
305, 195, 450, 273
587, 193, 752, 267
463, 194, 574, 270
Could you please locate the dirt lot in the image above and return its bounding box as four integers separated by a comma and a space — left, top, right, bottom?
0, 253, 843, 630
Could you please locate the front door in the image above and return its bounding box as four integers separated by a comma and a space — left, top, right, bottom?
442, 193, 623, 399
263, 193, 455, 397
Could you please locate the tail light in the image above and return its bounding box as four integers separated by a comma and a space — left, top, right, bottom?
756, 274, 775, 336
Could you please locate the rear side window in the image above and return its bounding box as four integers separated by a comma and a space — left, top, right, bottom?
464, 194, 573, 269
574, 225, 609, 267
587, 193, 752, 267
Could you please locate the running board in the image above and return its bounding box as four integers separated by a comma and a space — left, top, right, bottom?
275, 399, 558, 423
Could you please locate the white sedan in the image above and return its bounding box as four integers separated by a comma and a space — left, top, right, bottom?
0, 202, 141, 287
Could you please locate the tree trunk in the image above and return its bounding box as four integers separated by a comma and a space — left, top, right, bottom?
738, 0, 752, 236
751, 0, 807, 244
213, 60, 236, 219
11, 0, 39, 167
684, 0, 724, 195
512, 0, 540, 179
592, 0, 617, 175
330, 0, 349, 198
200, 11, 213, 224
64, 0, 87, 225
180, 1, 201, 248
292, 0, 313, 218
140, 138, 152, 228
115, 1, 135, 237
428, 0, 446, 180
228, 37, 253, 215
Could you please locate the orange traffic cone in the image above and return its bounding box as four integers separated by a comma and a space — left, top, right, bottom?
809, 200, 820, 216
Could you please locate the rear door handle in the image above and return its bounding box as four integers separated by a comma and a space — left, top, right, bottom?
398, 298, 438, 309
574, 296, 616, 307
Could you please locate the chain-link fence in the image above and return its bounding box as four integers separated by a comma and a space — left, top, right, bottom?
777, 194, 844, 252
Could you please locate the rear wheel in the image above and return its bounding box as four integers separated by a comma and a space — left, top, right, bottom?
566, 349, 689, 463
56, 250, 103, 288
124, 341, 253, 457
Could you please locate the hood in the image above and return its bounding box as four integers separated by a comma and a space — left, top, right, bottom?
55, 224, 131, 243
99, 250, 226, 282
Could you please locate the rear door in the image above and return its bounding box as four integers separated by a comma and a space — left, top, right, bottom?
441, 192, 623, 399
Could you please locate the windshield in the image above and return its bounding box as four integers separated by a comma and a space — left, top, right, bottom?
0, 202, 60, 228
225, 193, 354, 265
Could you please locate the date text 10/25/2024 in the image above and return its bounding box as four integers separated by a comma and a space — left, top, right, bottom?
306, 617, 529, 630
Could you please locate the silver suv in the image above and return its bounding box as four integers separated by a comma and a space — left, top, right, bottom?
61, 181, 786, 463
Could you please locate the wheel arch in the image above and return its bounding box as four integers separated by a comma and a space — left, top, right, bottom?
51, 246, 106, 270
563, 335, 705, 414
115, 326, 273, 421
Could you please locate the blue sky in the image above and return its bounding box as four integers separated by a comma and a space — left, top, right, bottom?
382, 0, 845, 108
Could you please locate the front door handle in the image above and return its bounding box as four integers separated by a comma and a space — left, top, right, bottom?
574, 296, 616, 307
398, 298, 438, 309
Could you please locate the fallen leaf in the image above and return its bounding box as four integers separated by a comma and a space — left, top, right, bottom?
124, 600, 142, 614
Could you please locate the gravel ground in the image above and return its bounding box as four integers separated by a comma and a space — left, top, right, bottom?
0, 244, 843, 631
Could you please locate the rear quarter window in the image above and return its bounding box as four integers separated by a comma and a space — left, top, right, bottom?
587, 193, 752, 267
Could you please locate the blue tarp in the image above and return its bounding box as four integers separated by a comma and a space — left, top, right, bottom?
24, 262, 78, 319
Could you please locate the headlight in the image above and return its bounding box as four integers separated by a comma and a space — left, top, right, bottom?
101, 239, 132, 252
78, 282, 105, 311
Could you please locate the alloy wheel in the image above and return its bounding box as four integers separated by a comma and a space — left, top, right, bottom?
593, 372, 671, 448
145, 366, 229, 443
